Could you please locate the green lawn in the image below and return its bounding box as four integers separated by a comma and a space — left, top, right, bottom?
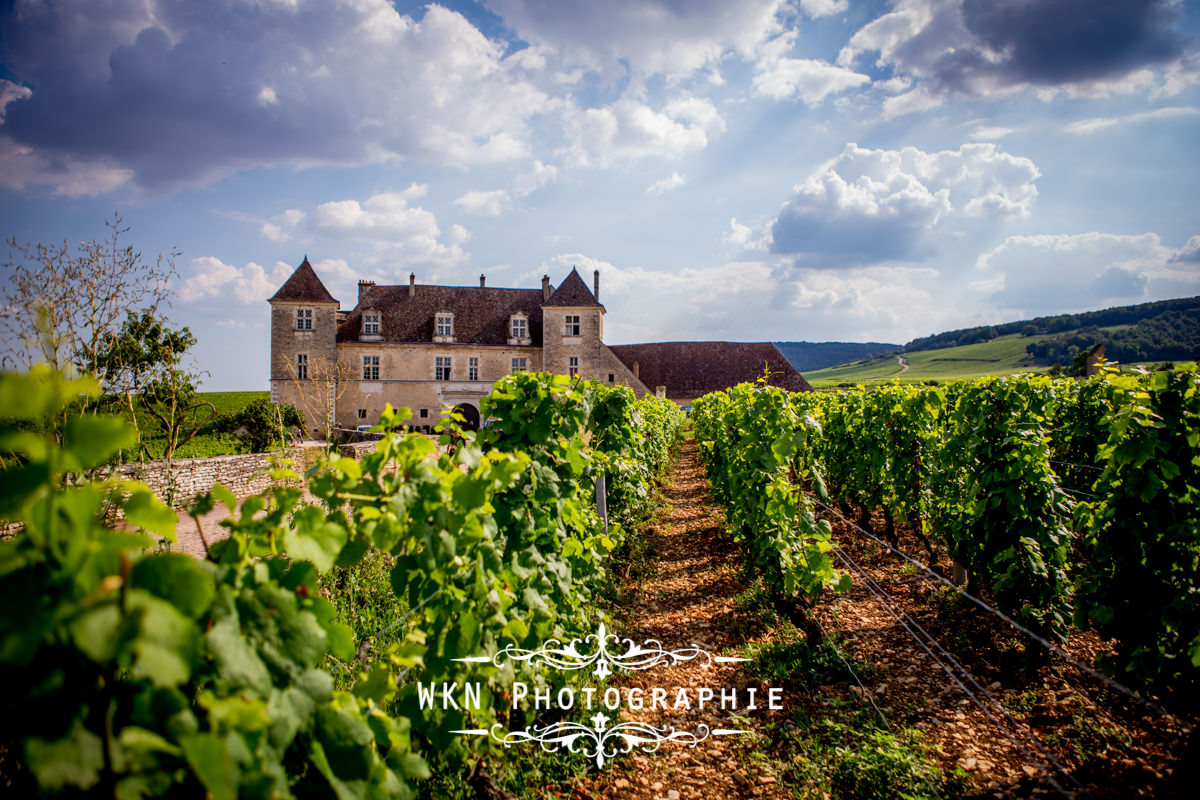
805, 334, 1054, 388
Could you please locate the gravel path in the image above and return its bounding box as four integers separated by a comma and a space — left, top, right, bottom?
574, 438, 788, 800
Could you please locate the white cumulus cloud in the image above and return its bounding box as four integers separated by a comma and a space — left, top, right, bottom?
304, 186, 470, 276
454, 189, 513, 216
770, 142, 1040, 265
178, 258, 294, 305
752, 58, 869, 105
559, 97, 724, 168
977, 232, 1200, 315
483, 0, 791, 79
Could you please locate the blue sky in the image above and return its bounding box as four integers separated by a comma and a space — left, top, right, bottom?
2, 0, 1198, 390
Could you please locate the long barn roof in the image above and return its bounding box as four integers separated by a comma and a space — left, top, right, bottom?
609, 341, 813, 398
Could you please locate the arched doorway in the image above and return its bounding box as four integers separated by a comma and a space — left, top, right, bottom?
453, 403, 480, 431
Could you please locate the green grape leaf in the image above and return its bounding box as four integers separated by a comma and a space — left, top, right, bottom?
211, 483, 238, 516
131, 554, 215, 620
63, 414, 136, 471
206, 617, 271, 694
24, 720, 105, 792
284, 506, 350, 573
181, 733, 237, 800
123, 486, 180, 541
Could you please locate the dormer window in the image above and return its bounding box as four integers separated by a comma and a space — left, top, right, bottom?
508, 312, 531, 345
296, 308, 313, 330
362, 311, 380, 336
434, 311, 455, 343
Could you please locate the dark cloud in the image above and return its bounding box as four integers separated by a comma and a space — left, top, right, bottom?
0, 1, 548, 192
842, 0, 1194, 99
960, 0, 1189, 86
771, 202, 934, 265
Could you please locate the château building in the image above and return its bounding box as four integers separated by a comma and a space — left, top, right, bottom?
268, 258, 810, 435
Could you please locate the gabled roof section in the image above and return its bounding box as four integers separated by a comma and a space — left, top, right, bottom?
608, 342, 813, 399
269, 257, 338, 304
338, 284, 545, 346
544, 267, 600, 307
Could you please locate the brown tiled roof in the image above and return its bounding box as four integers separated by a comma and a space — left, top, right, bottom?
339, 284, 545, 345
269, 257, 338, 304
608, 342, 813, 399
544, 267, 601, 307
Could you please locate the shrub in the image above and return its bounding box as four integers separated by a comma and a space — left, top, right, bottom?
232, 398, 304, 452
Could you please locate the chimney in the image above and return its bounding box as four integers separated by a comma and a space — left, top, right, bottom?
480, 274, 486, 288
358, 279, 375, 305
593, 269, 600, 302
408, 272, 415, 297
633, 361, 640, 379
542, 275, 551, 301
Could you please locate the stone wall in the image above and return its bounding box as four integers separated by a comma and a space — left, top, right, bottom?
106, 446, 322, 509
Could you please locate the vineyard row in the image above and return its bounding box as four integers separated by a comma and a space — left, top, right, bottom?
692, 365, 1200, 708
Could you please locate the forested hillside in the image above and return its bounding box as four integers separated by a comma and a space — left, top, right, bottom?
904, 296, 1200, 355
774, 340, 899, 371
1025, 308, 1200, 366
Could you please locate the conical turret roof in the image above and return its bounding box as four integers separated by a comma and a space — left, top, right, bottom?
544, 267, 600, 307
269, 257, 338, 304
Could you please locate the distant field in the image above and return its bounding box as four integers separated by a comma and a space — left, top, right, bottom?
201, 391, 270, 414
805, 334, 1054, 388
114, 390, 270, 460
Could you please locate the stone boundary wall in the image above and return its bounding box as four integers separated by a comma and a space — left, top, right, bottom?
106, 445, 322, 509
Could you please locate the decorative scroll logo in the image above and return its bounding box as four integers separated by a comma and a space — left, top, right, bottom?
455, 621, 749, 678
449, 622, 765, 767
454, 714, 748, 769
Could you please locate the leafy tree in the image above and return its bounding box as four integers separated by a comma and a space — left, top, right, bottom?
87, 311, 213, 490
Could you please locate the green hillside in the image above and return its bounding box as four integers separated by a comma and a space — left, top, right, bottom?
805, 296, 1199, 389
773, 340, 899, 371
805, 334, 1053, 388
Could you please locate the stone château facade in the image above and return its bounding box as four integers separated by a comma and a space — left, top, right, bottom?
269, 258, 811, 436
269, 259, 646, 434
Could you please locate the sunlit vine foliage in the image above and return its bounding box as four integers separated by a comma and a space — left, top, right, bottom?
0, 369, 681, 796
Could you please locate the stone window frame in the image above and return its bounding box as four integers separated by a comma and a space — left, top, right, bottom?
568, 356, 579, 378
296, 353, 308, 380
564, 314, 581, 336
511, 357, 528, 373
468, 356, 479, 381
362, 355, 379, 381
435, 355, 452, 381
435, 312, 454, 338
296, 308, 313, 330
